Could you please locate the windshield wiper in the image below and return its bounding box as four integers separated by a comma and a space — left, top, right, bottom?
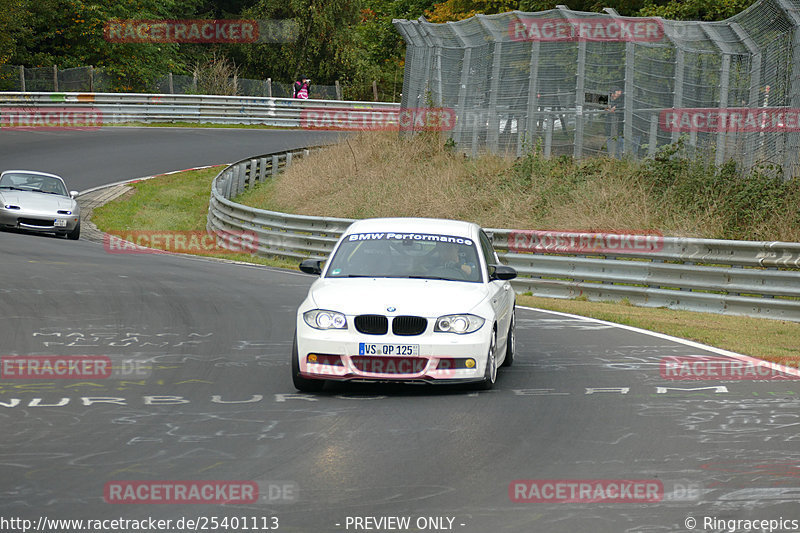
408, 275, 455, 281
0, 186, 26, 191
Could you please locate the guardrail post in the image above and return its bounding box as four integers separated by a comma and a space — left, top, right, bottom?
223, 169, 234, 198
285, 152, 293, 167
237, 163, 248, 194
259, 157, 268, 182
230, 165, 240, 197
249, 159, 258, 188
271, 155, 279, 176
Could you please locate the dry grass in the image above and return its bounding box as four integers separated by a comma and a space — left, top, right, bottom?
237, 132, 800, 240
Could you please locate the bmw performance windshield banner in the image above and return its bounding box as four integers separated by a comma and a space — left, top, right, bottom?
347, 233, 474, 246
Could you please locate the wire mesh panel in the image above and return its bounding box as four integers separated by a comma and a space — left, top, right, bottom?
394, 0, 800, 177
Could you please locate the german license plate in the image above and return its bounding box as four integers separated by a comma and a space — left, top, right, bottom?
358, 343, 419, 356
54, 219, 67, 227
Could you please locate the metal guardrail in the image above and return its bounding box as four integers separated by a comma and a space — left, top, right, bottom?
0, 92, 400, 127
208, 148, 800, 323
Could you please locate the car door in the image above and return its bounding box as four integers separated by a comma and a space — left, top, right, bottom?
479, 230, 513, 342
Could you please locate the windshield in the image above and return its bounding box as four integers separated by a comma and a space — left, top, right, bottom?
0, 173, 68, 196
326, 232, 482, 282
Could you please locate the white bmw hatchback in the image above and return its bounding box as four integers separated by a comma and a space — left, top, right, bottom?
293, 217, 517, 392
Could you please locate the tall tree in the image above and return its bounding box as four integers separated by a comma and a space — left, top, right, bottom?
241, 0, 363, 86
0, 0, 28, 66
8, 0, 206, 91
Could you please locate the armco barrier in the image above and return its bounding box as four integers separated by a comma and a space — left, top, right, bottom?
208, 148, 800, 323
0, 92, 400, 127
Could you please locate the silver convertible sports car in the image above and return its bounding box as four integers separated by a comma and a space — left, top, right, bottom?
293, 217, 517, 392
0, 170, 81, 240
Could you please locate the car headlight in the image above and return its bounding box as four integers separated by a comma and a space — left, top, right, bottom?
303, 309, 347, 330
434, 314, 485, 334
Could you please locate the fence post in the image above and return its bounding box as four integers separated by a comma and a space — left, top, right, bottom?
168, 72, 174, 94
335, 80, 342, 100
53, 65, 58, 91
730, 22, 761, 173
372, 80, 378, 101
573, 38, 586, 159
192, 73, 198, 92
89, 66, 94, 92
19, 66, 25, 92
648, 113, 658, 158
671, 49, 685, 144
524, 39, 541, 157
266, 78, 272, 97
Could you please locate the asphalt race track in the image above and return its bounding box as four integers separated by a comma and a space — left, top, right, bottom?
1, 129, 799, 533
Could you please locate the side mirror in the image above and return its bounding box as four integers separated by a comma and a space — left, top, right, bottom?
299, 258, 323, 275
70, 191, 79, 199
489, 264, 517, 281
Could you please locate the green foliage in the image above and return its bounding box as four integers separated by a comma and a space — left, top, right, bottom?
240, 0, 363, 88
519, 0, 645, 16
639, 139, 800, 239
638, 0, 756, 21
9, 0, 206, 91
0, 0, 27, 66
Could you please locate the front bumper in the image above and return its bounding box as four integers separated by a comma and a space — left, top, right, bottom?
296, 321, 490, 383
0, 208, 79, 234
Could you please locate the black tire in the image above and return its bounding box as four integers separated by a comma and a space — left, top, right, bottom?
501, 310, 515, 367
291, 333, 325, 393
67, 222, 80, 240
475, 329, 497, 390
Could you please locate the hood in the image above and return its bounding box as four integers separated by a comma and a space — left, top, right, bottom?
0, 191, 76, 212
308, 277, 491, 317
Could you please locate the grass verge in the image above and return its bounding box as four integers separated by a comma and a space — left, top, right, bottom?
518, 295, 799, 365
90, 147, 800, 366
90, 166, 297, 269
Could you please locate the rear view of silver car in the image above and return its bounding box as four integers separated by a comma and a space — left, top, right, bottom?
0, 170, 81, 240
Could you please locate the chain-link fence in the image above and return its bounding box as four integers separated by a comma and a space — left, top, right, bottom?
0, 65, 112, 92
1, 64, 384, 101
394, 0, 800, 178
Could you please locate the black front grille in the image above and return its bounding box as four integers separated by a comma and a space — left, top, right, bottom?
392, 316, 427, 336
355, 314, 388, 335
18, 218, 53, 227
